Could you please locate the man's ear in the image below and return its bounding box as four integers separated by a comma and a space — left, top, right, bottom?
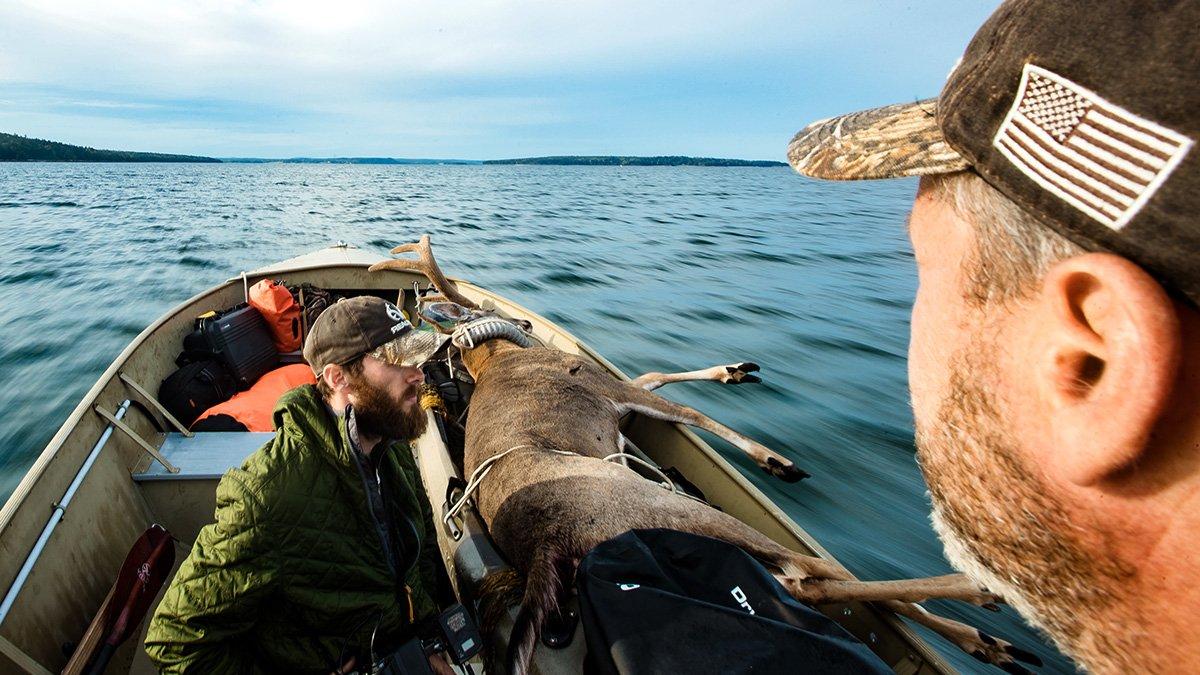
1033, 253, 1181, 486
321, 364, 348, 393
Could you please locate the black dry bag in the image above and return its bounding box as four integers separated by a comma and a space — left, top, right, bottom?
157, 359, 236, 428
576, 529, 891, 675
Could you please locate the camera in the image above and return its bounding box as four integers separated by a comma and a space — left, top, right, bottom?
372, 604, 482, 674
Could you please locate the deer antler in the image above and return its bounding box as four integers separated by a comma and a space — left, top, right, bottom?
368, 234, 480, 310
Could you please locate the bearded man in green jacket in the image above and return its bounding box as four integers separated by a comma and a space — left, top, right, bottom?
146, 296, 454, 674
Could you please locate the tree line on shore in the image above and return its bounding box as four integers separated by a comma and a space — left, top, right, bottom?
0, 133, 220, 163
483, 155, 785, 167
1, 132, 784, 167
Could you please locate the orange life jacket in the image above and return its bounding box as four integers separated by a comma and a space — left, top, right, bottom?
249, 279, 302, 353
192, 363, 316, 432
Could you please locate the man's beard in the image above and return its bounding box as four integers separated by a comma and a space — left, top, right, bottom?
914, 337, 1139, 672
349, 375, 428, 442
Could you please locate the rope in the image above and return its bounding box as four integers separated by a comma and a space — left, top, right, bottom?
444, 445, 572, 525
601, 453, 672, 489
445, 445, 705, 529
601, 453, 707, 504
419, 384, 446, 414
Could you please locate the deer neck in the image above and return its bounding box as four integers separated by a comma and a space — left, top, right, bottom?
461, 339, 523, 379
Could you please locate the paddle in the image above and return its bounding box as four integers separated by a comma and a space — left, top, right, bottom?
67, 524, 175, 675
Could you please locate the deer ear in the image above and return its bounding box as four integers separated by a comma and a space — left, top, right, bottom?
1031, 253, 1180, 486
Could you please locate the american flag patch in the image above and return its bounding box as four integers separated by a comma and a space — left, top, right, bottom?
993, 64, 1193, 231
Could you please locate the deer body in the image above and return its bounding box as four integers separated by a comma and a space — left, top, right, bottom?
464, 346, 777, 556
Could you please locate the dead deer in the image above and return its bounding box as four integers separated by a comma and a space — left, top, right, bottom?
369, 236, 1042, 674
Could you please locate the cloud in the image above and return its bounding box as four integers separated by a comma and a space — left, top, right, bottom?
1, 1, 798, 99
0, 1, 1000, 157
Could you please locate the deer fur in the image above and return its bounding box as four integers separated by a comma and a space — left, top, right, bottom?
369, 236, 1041, 675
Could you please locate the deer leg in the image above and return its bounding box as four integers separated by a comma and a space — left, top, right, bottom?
631, 362, 761, 391
775, 572, 1000, 606
883, 601, 1043, 673
765, 551, 1040, 671
773, 554, 1039, 671
776, 578, 1041, 671
609, 384, 810, 482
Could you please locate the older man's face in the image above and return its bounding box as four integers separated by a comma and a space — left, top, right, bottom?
905, 179, 1131, 669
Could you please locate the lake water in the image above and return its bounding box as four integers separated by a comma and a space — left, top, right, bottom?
0, 163, 1070, 672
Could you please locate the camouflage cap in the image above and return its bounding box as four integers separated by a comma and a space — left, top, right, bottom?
788, 99, 967, 180
789, 0, 1200, 303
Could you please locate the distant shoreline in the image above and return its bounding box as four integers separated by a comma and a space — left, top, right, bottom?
2, 133, 785, 167
1, 133, 220, 163
483, 156, 786, 167
221, 157, 481, 165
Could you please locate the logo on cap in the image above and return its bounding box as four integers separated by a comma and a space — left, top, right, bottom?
993, 64, 1193, 231
385, 302, 411, 334
385, 302, 404, 323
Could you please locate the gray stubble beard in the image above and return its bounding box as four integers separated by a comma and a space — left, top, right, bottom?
914, 338, 1140, 674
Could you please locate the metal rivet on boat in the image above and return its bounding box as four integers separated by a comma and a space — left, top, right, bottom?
842, 608, 852, 616
870, 632, 878, 643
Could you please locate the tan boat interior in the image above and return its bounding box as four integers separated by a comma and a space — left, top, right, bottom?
0, 254, 949, 674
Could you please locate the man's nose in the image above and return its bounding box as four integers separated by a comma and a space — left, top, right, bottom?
405, 368, 424, 386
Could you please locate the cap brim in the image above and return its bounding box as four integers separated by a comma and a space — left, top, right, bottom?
788, 99, 969, 180
374, 330, 452, 367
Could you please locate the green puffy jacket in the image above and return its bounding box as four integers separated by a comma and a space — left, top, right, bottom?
145, 385, 441, 674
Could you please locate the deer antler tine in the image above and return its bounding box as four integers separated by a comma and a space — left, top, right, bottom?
368, 259, 423, 273
389, 242, 422, 255
370, 234, 481, 310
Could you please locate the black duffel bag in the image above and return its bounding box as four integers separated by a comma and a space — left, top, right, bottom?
576, 529, 890, 675
158, 358, 236, 428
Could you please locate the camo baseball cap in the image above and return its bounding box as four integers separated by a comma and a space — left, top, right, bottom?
788, 0, 1200, 302
303, 295, 449, 374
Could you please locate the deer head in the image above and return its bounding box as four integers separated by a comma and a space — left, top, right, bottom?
369, 235, 534, 377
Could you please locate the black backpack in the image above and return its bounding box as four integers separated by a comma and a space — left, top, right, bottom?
157, 359, 236, 428
577, 529, 891, 675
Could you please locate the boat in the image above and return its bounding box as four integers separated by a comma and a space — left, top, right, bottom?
0, 243, 953, 674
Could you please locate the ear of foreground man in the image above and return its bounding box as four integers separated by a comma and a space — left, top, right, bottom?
1026, 253, 1182, 488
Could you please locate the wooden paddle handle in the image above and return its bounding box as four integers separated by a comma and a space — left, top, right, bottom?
61, 585, 115, 675
82, 643, 116, 675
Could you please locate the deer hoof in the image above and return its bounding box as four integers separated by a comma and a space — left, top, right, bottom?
968, 630, 1043, 674
723, 362, 762, 384
765, 457, 810, 482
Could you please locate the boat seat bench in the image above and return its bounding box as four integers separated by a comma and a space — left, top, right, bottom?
133, 432, 274, 481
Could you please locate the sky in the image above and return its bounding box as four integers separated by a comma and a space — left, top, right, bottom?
0, 1, 1000, 160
